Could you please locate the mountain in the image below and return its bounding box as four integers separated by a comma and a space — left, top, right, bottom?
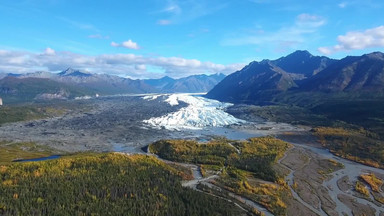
0, 76, 93, 103
55, 68, 155, 94
144, 76, 175, 88
0, 68, 155, 103
0, 68, 226, 103
206, 61, 296, 103
21, 68, 224, 94
272, 50, 336, 79
143, 76, 175, 91
300, 52, 384, 92
20, 71, 55, 79
207, 51, 384, 105
143, 73, 225, 93
58, 68, 92, 77
20, 68, 155, 95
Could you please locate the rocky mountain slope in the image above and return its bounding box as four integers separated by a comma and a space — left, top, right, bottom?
206, 51, 384, 104
207, 61, 296, 103
300, 52, 384, 92
19, 68, 154, 95
143, 73, 225, 93
272, 50, 336, 79
0, 76, 93, 103
0, 68, 226, 103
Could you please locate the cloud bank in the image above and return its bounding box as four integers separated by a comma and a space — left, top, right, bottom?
222, 13, 326, 52
0, 48, 244, 79
318, 25, 384, 54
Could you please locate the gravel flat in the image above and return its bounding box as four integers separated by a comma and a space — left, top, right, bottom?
0, 96, 186, 152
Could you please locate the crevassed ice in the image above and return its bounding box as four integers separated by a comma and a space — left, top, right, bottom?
143, 93, 246, 130
142, 94, 161, 101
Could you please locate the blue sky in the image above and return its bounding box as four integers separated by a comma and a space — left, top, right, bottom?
0, 0, 383, 78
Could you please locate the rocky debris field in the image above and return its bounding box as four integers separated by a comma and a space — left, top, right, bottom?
0, 96, 187, 152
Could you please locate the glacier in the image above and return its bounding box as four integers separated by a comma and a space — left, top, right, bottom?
143, 93, 246, 130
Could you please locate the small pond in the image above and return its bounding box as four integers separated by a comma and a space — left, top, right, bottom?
13, 155, 61, 162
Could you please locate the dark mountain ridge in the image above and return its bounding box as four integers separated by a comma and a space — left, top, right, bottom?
300, 52, 384, 92
157, 73, 225, 93
207, 61, 296, 103
0, 76, 93, 103
58, 68, 92, 77
272, 50, 336, 78
207, 51, 384, 104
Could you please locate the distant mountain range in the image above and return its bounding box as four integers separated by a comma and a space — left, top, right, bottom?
206, 51, 384, 104
3, 50, 384, 105
0, 68, 225, 103
300, 52, 384, 92
143, 73, 225, 93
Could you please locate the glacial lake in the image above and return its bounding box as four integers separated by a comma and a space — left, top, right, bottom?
14, 155, 61, 162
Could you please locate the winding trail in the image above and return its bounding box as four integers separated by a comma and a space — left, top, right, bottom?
180, 163, 274, 216
147, 145, 275, 215
228, 142, 241, 154
199, 181, 274, 216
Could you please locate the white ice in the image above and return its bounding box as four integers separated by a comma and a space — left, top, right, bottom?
143, 93, 246, 130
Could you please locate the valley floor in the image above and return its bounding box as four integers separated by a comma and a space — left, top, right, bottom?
1, 94, 384, 215
0, 96, 182, 152
0, 95, 303, 152
278, 134, 384, 216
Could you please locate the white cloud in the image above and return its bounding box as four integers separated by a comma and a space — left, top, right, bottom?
44, 47, 56, 56
135, 64, 146, 70
336, 0, 381, 9
249, 0, 270, 3
111, 40, 140, 50
0, 49, 244, 79
88, 34, 110, 39
157, 19, 172, 25
110, 42, 119, 47
318, 25, 384, 54
222, 13, 326, 52
58, 17, 99, 32
156, 0, 226, 25
121, 40, 140, 50
317, 47, 332, 55
338, 2, 347, 8
163, 3, 181, 14
296, 13, 326, 28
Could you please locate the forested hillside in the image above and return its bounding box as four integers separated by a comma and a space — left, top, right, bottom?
0, 153, 244, 216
